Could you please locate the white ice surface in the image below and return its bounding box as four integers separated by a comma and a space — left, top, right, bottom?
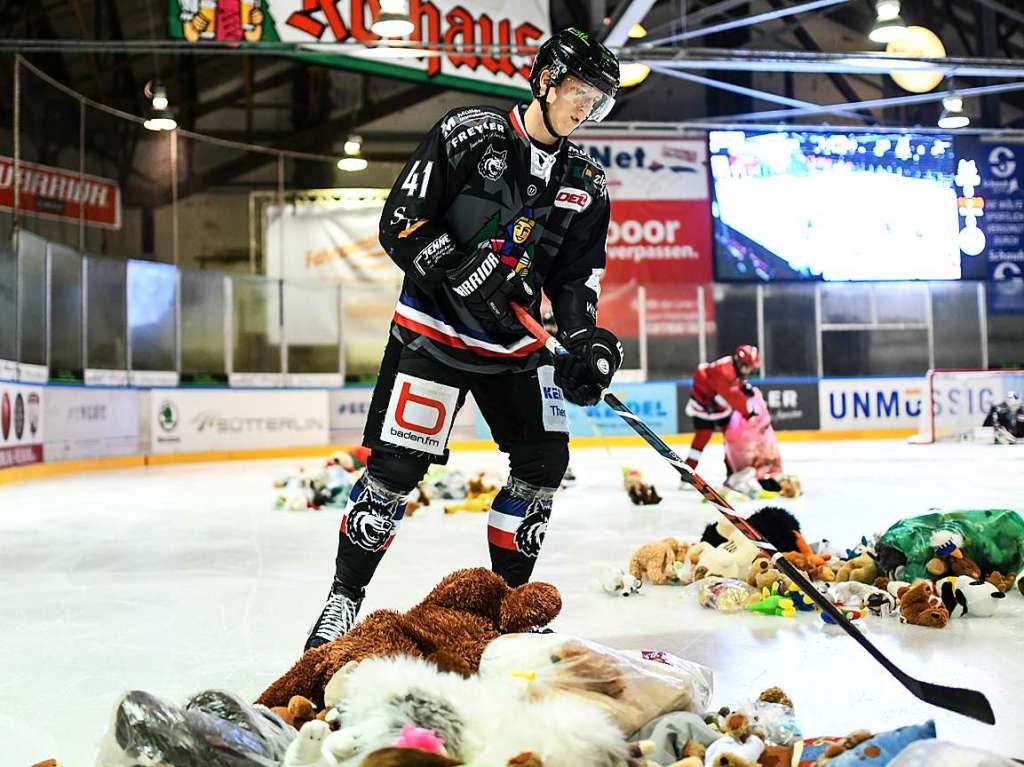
1, 438, 1023, 764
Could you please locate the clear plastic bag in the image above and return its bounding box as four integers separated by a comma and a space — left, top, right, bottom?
742, 699, 801, 746
95, 689, 295, 767
696, 576, 759, 612
478, 633, 713, 735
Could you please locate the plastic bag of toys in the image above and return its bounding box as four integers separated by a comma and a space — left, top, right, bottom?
478, 633, 713, 735
95, 689, 295, 767
876, 509, 1024, 581
724, 387, 783, 482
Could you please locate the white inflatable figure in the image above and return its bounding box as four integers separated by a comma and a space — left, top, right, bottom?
599, 566, 642, 597
703, 733, 765, 766
283, 719, 331, 767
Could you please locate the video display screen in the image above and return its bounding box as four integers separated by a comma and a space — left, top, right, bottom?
709, 130, 961, 281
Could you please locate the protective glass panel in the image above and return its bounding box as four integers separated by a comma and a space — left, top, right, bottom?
645, 283, 704, 381
821, 283, 872, 325
48, 243, 83, 378
709, 284, 757, 362
822, 329, 929, 376
873, 283, 928, 324
284, 282, 340, 374
763, 285, 817, 377
181, 269, 226, 379
17, 230, 47, 366
128, 260, 177, 371
341, 281, 400, 379
0, 246, 15, 362
931, 283, 983, 370
987, 313, 1024, 370
85, 254, 126, 370
232, 276, 281, 373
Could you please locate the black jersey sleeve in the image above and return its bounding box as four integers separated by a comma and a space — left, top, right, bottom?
544, 189, 610, 332
379, 120, 466, 290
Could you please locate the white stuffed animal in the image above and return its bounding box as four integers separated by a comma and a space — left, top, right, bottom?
599, 566, 642, 597
703, 733, 765, 766
283, 719, 331, 767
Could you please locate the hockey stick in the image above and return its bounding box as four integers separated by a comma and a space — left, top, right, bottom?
512, 303, 996, 725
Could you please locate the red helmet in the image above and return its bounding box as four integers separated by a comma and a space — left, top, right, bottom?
733, 345, 760, 372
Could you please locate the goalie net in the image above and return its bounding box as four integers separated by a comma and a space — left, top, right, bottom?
912, 369, 1024, 443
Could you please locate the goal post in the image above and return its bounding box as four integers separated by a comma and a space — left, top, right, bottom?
911, 368, 1024, 443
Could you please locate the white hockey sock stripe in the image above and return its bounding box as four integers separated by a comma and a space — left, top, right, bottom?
687, 447, 703, 462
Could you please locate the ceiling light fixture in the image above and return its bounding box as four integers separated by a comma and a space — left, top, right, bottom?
869, 0, 906, 44
371, 0, 414, 38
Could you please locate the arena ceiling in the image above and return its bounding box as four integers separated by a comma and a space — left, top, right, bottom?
1, 0, 1022, 207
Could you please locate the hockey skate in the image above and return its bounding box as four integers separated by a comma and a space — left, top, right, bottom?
304, 582, 364, 651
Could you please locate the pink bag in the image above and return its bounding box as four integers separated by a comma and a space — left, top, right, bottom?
724, 387, 783, 480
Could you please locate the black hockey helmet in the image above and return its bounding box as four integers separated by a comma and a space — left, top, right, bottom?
529, 28, 619, 123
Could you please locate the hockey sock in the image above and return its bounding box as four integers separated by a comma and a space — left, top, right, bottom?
687, 428, 713, 468
334, 472, 409, 592
487, 476, 555, 587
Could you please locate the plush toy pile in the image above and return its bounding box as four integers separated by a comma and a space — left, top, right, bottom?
272, 449, 370, 511
615, 507, 1024, 630
95, 567, 1016, 767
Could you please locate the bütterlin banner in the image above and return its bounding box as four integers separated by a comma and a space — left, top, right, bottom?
167, 0, 548, 99
150, 389, 328, 454
0, 383, 44, 469
573, 134, 713, 285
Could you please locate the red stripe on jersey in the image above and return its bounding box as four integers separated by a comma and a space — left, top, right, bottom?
509, 107, 528, 140
393, 312, 544, 359
487, 526, 518, 550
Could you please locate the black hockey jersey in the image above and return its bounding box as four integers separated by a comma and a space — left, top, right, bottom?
378, 103, 610, 373
983, 403, 1024, 438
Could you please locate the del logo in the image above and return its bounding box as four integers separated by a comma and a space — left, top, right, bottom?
554, 188, 592, 212
383, 374, 458, 456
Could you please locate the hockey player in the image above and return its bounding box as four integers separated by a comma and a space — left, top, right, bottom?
983, 391, 1024, 444
683, 345, 761, 473
304, 29, 623, 650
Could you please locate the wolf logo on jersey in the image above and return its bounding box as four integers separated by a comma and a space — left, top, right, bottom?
478, 145, 507, 181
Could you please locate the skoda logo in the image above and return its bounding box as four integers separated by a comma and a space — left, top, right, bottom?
158, 401, 179, 432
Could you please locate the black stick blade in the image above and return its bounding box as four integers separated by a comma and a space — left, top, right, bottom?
906, 679, 996, 725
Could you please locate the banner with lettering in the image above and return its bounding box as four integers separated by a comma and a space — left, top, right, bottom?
0, 156, 121, 229
167, 0, 548, 99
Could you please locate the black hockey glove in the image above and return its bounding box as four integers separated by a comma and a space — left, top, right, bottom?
553, 326, 623, 407
446, 241, 534, 334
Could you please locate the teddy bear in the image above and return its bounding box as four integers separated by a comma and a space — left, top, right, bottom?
271, 695, 323, 729
746, 557, 791, 592
986, 571, 1016, 593
702, 712, 765, 766
924, 530, 982, 580
835, 552, 879, 584
782, 552, 835, 583
256, 568, 562, 708
897, 580, 949, 628
630, 537, 690, 585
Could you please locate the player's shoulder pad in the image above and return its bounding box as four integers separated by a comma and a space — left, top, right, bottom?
564, 141, 609, 200
438, 105, 511, 149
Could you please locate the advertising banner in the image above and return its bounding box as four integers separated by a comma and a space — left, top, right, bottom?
0, 156, 121, 229
44, 386, 141, 461
573, 135, 712, 285
168, 0, 547, 99
0, 382, 44, 468
756, 380, 820, 431
475, 381, 678, 439
330, 386, 477, 443
150, 389, 328, 453
818, 377, 924, 431
954, 136, 1024, 313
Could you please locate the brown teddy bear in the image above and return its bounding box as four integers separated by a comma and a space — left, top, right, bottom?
986, 571, 1017, 593
898, 581, 949, 628
835, 552, 879, 584
256, 568, 561, 708
926, 553, 982, 580
629, 537, 689, 585
271, 694, 322, 729
783, 552, 836, 582
746, 558, 791, 591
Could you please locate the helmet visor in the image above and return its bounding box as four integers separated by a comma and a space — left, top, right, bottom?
557, 74, 616, 123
